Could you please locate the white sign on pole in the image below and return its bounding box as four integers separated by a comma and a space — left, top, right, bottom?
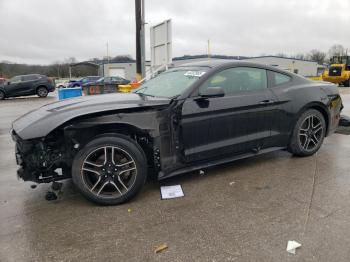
150, 19, 172, 70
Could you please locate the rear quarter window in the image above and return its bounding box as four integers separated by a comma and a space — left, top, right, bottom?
271, 71, 292, 86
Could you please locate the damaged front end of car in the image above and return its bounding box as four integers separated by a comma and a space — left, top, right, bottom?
12, 129, 72, 183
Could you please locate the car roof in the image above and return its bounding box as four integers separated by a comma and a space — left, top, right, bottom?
177, 60, 296, 76
13, 74, 42, 78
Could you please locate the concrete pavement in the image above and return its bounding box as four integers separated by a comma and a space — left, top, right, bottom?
1, 90, 350, 262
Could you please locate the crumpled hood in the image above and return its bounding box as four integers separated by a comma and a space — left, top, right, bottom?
12, 93, 170, 140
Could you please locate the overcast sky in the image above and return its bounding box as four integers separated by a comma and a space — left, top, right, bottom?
0, 0, 349, 65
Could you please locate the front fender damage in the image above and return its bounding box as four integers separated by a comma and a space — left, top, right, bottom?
12, 105, 179, 183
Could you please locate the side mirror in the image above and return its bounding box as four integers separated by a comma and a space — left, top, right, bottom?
199, 86, 225, 98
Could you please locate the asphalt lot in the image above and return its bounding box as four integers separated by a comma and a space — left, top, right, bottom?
1, 90, 350, 262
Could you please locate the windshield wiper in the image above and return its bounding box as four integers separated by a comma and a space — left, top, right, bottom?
134, 86, 148, 94
137, 92, 155, 98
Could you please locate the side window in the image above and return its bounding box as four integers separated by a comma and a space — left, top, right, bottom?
22, 75, 38, 81
199, 67, 267, 96
271, 72, 292, 86
10, 76, 22, 83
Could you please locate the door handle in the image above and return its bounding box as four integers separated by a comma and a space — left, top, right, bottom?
259, 100, 275, 105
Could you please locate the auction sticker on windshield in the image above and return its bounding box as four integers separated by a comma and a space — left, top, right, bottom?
184, 71, 206, 78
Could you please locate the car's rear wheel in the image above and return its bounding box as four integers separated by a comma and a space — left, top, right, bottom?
37, 86, 48, 97
343, 79, 350, 87
72, 135, 147, 205
0, 90, 5, 100
288, 109, 326, 156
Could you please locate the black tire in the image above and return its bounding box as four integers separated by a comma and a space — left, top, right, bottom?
72, 135, 147, 205
343, 79, 350, 87
288, 109, 326, 157
0, 90, 5, 100
37, 86, 48, 97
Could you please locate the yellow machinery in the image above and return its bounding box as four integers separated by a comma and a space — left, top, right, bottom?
322, 56, 350, 87
307, 76, 323, 81
118, 82, 141, 93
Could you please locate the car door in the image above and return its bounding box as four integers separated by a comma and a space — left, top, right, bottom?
20, 75, 37, 95
4, 76, 23, 96
181, 66, 278, 162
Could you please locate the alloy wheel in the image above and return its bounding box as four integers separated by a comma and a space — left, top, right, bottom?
81, 146, 137, 198
37, 87, 48, 97
298, 115, 324, 152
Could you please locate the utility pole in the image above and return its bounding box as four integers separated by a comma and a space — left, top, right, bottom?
106, 42, 110, 63
207, 39, 211, 59
135, 0, 145, 81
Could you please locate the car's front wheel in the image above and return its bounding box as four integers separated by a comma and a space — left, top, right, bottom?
37, 86, 48, 97
288, 109, 326, 156
72, 135, 147, 205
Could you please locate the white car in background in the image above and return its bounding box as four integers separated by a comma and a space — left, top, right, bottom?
55, 80, 69, 89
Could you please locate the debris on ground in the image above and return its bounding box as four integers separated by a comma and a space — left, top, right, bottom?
160, 185, 184, 199
286, 240, 302, 254
199, 170, 205, 175
45, 191, 58, 201
45, 181, 63, 201
154, 243, 168, 254
127, 208, 132, 213
229, 181, 235, 186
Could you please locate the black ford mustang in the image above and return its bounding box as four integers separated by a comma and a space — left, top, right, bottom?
12, 61, 342, 205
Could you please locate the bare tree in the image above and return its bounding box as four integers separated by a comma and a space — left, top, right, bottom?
293, 53, 306, 60
111, 55, 134, 62
308, 49, 327, 64
328, 44, 345, 58
276, 53, 288, 58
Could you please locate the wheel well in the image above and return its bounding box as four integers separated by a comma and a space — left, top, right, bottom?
36, 85, 48, 91
306, 104, 330, 136
67, 123, 155, 165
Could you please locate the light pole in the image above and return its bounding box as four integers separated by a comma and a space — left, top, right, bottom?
135, 0, 146, 81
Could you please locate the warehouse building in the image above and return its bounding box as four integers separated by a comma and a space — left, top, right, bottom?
242, 56, 324, 76
100, 55, 323, 80
100, 61, 151, 81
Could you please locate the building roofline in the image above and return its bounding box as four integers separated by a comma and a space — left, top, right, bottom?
173, 55, 245, 61
243, 55, 317, 63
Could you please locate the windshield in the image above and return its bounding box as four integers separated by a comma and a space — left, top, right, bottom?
133, 67, 208, 98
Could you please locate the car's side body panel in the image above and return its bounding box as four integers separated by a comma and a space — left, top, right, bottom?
0, 74, 55, 98
12, 93, 171, 140
11, 61, 342, 184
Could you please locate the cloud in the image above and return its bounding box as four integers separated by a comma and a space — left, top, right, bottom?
0, 0, 349, 64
